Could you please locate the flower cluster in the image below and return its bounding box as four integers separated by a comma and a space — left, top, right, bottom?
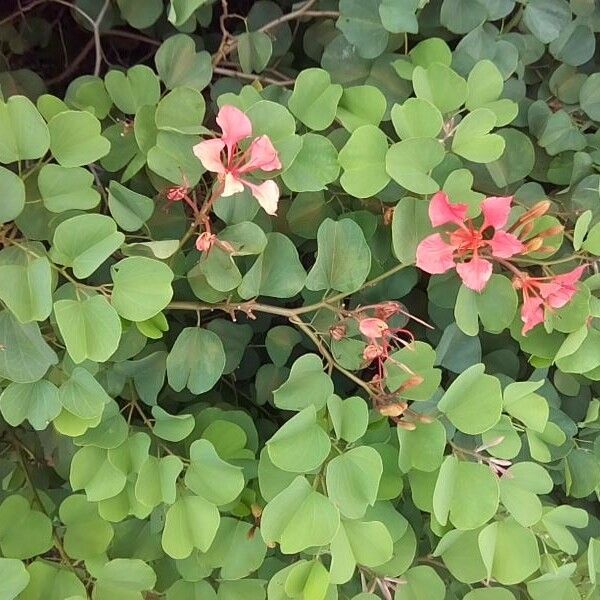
416, 192, 586, 335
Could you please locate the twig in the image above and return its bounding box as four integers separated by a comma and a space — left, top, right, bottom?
46, 37, 95, 86
214, 66, 295, 87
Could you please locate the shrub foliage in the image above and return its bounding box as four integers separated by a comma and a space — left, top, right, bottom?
0, 0, 599, 599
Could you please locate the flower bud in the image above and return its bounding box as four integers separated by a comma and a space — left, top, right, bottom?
329, 323, 347, 341
251, 504, 262, 519
538, 225, 563, 238
383, 207, 394, 226
363, 344, 383, 362
527, 200, 552, 219
523, 237, 544, 253
396, 420, 417, 430
379, 402, 408, 417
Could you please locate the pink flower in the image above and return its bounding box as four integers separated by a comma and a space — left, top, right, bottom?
196, 231, 216, 252
359, 317, 389, 340
193, 105, 281, 215
416, 192, 525, 292
515, 266, 586, 334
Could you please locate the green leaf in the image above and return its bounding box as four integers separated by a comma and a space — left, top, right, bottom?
337, 0, 389, 59
289, 68, 343, 130
94, 559, 156, 599
261, 475, 340, 553
463, 590, 516, 600
306, 218, 371, 293
58, 367, 110, 420
398, 420, 446, 473
336, 85, 386, 132
0, 558, 29, 600
326, 446, 382, 519
38, 165, 100, 213
162, 495, 220, 558
412, 64, 467, 114
70, 446, 127, 501
135, 455, 182, 508
503, 380, 548, 432
0, 256, 52, 323
151, 406, 194, 442
466, 60, 503, 110
59, 495, 113, 559
0, 380, 60, 430
580, 73, 600, 121
330, 519, 394, 584
440, 0, 488, 34
452, 109, 505, 163
433, 456, 499, 529
185, 439, 244, 505
273, 353, 334, 411
386, 138, 445, 194
391, 98, 443, 140
65, 75, 112, 119
327, 395, 369, 443
379, 0, 418, 33
0, 95, 49, 163
394, 565, 445, 600
238, 233, 306, 299
0, 166, 25, 223
238, 31, 273, 74
166, 327, 226, 394
0, 311, 57, 383
107, 181, 154, 232
539, 505, 588, 554
391, 196, 433, 263
167, 0, 209, 26
204, 517, 267, 580
54, 296, 122, 364
478, 519, 541, 584
499, 462, 553, 527
385, 342, 441, 401
155, 34, 212, 91
523, 0, 571, 43
265, 325, 302, 366
111, 257, 174, 321
339, 125, 390, 198
155, 87, 207, 134
104, 65, 161, 114
267, 406, 331, 473
410, 38, 452, 68
438, 364, 502, 434
48, 110, 111, 167
0, 496, 52, 559
51, 214, 125, 279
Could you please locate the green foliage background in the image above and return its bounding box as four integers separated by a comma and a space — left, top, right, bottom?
0, 0, 599, 599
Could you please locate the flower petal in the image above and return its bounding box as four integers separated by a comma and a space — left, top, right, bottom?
358, 318, 389, 340
243, 179, 279, 215
239, 135, 282, 173
193, 138, 226, 173
521, 295, 544, 335
221, 172, 245, 197
428, 191, 468, 228
481, 195, 513, 230
415, 234, 456, 274
216, 105, 252, 154
540, 265, 586, 309
456, 257, 493, 292
488, 230, 525, 258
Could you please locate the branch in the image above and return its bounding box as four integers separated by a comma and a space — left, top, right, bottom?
214, 66, 295, 87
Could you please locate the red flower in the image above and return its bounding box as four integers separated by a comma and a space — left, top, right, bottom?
416, 192, 525, 292
514, 266, 586, 334
193, 105, 281, 215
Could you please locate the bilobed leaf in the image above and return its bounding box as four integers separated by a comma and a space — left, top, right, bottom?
438, 364, 502, 434
54, 296, 122, 364
111, 257, 174, 321
0, 95, 49, 163
0, 558, 29, 600
327, 395, 369, 443
452, 109, 505, 163
151, 406, 195, 442
155, 34, 212, 91
260, 475, 340, 553
185, 439, 244, 505
166, 328, 226, 394
337, 0, 389, 59
70, 446, 127, 501
48, 110, 111, 167
267, 406, 331, 473
0, 256, 52, 323
523, 0, 571, 43
391, 98, 443, 140
0, 166, 25, 224
104, 65, 161, 114
155, 87, 207, 134
326, 446, 382, 519
50, 214, 125, 279
135, 455, 183, 508
108, 181, 154, 232
392, 196, 433, 263
386, 138, 445, 194
167, 0, 209, 26
38, 164, 100, 213
394, 565, 445, 600
398, 420, 446, 473
0, 380, 60, 430
412, 63, 467, 114
336, 85, 386, 132
306, 218, 371, 293
58, 367, 110, 420
93, 559, 156, 599
162, 495, 220, 559
339, 125, 390, 198
237, 31, 273, 74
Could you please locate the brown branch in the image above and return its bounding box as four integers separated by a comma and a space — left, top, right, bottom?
214, 66, 295, 87
46, 36, 95, 85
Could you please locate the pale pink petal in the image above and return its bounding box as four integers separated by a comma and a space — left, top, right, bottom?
221, 172, 245, 197
415, 234, 456, 274
243, 179, 279, 215
481, 195, 513, 230
359, 318, 389, 340
238, 135, 282, 173
488, 231, 525, 258
540, 266, 586, 309
216, 105, 252, 154
193, 139, 226, 173
428, 191, 468, 228
521, 296, 545, 335
456, 257, 493, 292
196, 232, 215, 252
